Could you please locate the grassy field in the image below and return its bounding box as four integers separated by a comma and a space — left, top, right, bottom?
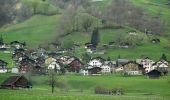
0, 74, 170, 100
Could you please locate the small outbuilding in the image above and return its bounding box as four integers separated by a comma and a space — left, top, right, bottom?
1, 76, 32, 89
146, 70, 161, 79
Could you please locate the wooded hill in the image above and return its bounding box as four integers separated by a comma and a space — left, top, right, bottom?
1, 0, 170, 60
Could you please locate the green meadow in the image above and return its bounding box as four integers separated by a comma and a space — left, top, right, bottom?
0, 74, 170, 100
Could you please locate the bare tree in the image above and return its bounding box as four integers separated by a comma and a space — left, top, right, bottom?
0, 0, 18, 27
81, 15, 95, 32
49, 69, 56, 93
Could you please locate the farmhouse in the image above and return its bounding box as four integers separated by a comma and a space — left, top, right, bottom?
0, 59, 8, 73
1, 76, 32, 89
122, 61, 144, 75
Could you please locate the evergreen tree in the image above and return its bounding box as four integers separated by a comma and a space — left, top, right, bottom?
91, 28, 100, 47
0, 35, 3, 43
107, 57, 111, 61
161, 53, 167, 61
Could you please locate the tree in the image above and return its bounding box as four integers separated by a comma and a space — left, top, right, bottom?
81, 14, 95, 32
15, 3, 33, 22
61, 39, 74, 49
113, 32, 126, 46
106, 0, 130, 26
0, 0, 18, 27
57, 3, 77, 35
91, 28, 100, 47
82, 53, 91, 63
161, 54, 167, 61
32, 0, 39, 14
0, 35, 3, 43
49, 69, 56, 93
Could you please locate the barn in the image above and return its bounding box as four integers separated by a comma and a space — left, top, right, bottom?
1, 76, 32, 89
146, 70, 162, 79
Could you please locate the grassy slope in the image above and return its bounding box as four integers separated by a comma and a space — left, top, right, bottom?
0, 15, 60, 48
1, 0, 170, 66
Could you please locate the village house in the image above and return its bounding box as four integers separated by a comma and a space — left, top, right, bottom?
19, 57, 35, 73
122, 61, 144, 75
116, 59, 129, 67
104, 61, 116, 73
67, 58, 84, 73
128, 31, 137, 36
152, 59, 169, 74
47, 61, 61, 71
58, 56, 74, 65
100, 61, 116, 74
0, 38, 11, 50
84, 43, 96, 53
115, 66, 124, 72
1, 75, 32, 89
10, 41, 26, 49
82, 57, 115, 75
101, 64, 111, 74
12, 48, 26, 62
0, 59, 8, 73
26, 50, 38, 60
35, 57, 45, 67
32, 57, 46, 75
140, 57, 155, 73
88, 57, 105, 68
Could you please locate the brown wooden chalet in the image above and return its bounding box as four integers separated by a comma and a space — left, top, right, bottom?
19, 57, 35, 73
68, 58, 84, 73
122, 61, 144, 75
1, 76, 32, 89
146, 70, 161, 79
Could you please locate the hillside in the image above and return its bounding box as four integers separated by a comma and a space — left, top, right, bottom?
1, 0, 170, 65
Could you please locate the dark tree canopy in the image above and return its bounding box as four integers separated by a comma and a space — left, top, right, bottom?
91, 28, 100, 47
161, 54, 167, 61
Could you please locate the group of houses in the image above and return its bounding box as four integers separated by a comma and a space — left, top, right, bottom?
0, 40, 170, 79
